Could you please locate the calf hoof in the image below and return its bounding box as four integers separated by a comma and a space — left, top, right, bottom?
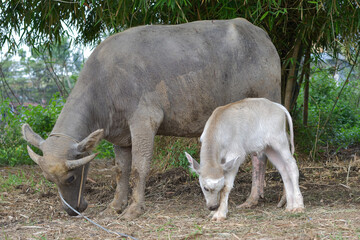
211, 211, 227, 221
211, 215, 226, 221
277, 195, 287, 208
286, 207, 305, 213
120, 203, 145, 220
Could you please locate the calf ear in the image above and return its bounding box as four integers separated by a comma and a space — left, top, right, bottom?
77, 129, 104, 153
222, 157, 239, 172
22, 124, 44, 149
185, 152, 200, 175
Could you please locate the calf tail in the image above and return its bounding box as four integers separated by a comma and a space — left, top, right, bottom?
285, 109, 295, 155
274, 103, 295, 155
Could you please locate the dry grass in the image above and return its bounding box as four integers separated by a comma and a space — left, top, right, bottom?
1, 145, 360, 239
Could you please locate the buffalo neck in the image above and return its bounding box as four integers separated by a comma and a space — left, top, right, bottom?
51, 80, 108, 142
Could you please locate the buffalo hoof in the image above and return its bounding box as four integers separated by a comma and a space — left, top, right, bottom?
120, 203, 145, 220
100, 206, 119, 217
236, 198, 258, 209
108, 199, 127, 213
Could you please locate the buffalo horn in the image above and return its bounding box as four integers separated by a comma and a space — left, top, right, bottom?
65, 153, 97, 170
27, 145, 42, 165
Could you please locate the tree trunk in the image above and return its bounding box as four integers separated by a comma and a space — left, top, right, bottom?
303, 46, 311, 126
290, 44, 306, 111
284, 39, 302, 111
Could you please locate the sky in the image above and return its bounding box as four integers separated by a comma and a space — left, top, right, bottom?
0, 22, 95, 61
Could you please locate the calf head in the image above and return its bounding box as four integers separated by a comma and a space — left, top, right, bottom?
22, 124, 103, 216
185, 152, 237, 211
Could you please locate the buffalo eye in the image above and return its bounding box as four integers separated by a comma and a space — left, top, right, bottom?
204, 187, 210, 192
66, 175, 76, 184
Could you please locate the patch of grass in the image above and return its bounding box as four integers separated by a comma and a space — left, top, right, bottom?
329, 232, 345, 240
152, 136, 200, 173
0, 171, 31, 192
34, 236, 48, 240
2, 233, 10, 240
0, 170, 53, 192
246, 214, 265, 221
154, 219, 178, 239
184, 224, 203, 239
286, 212, 308, 219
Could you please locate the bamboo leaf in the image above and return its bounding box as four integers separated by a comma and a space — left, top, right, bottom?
260, 11, 269, 21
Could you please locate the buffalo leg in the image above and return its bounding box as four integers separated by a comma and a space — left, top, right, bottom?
237, 154, 266, 208
108, 145, 132, 213
121, 108, 163, 219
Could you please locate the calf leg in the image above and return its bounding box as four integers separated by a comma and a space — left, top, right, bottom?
121, 109, 163, 219
212, 155, 244, 221
237, 154, 266, 209
265, 145, 304, 211
108, 145, 132, 213
277, 188, 287, 208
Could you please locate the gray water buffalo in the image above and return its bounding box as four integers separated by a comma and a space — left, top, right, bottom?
186, 98, 304, 221
22, 18, 281, 219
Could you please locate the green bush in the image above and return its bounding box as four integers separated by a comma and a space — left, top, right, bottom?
0, 95, 199, 169
153, 136, 199, 172
95, 140, 115, 159
295, 66, 360, 152
0, 94, 65, 166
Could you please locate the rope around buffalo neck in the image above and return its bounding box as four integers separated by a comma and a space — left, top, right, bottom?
49, 132, 85, 210
78, 165, 85, 208
59, 191, 138, 240
51, 133, 138, 239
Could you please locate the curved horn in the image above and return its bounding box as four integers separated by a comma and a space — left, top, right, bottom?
27, 145, 42, 165
65, 153, 98, 170
22, 124, 45, 150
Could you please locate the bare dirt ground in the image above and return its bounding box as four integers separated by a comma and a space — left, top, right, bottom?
1, 145, 360, 240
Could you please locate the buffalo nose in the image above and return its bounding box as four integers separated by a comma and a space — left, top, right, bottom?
209, 205, 219, 211
63, 201, 88, 216
79, 200, 88, 212
65, 207, 80, 216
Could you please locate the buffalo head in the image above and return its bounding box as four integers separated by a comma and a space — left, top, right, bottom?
22, 124, 103, 216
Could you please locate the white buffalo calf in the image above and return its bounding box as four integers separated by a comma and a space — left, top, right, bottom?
185, 98, 304, 221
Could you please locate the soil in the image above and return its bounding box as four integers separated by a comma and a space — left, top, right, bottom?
1, 146, 360, 240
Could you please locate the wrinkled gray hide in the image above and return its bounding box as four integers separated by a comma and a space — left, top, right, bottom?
22, 18, 281, 219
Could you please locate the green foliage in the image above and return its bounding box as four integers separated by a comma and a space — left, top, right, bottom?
295, 64, 360, 152
153, 136, 199, 172
1, 0, 359, 56
0, 94, 64, 166
95, 140, 115, 160
1, 38, 83, 105
0, 170, 54, 192
0, 94, 199, 168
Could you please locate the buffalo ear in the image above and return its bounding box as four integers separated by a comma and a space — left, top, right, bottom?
185, 152, 200, 175
22, 124, 44, 149
77, 129, 104, 153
